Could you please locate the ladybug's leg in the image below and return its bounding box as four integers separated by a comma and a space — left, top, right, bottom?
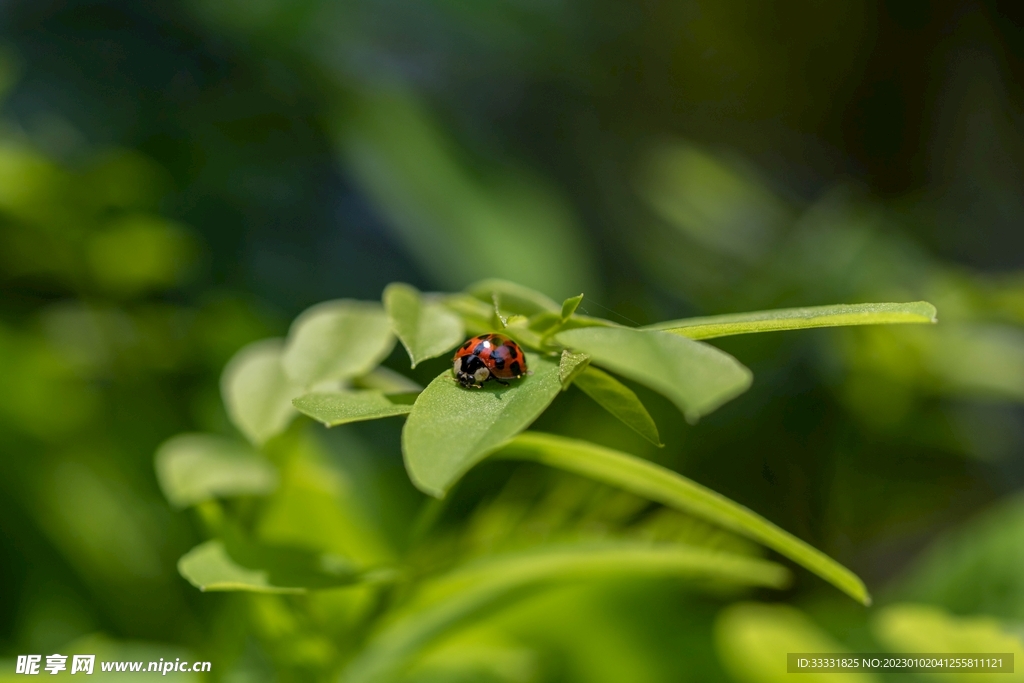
494, 378, 510, 386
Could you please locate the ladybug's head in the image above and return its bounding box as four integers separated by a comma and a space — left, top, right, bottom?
454, 354, 490, 387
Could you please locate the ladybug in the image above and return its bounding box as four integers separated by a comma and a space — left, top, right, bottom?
453, 334, 528, 388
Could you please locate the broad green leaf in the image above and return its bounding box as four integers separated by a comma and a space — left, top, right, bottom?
556, 326, 752, 421
384, 283, 464, 367
154, 433, 278, 508
646, 301, 938, 340
293, 391, 412, 427
221, 338, 303, 445
282, 300, 394, 387
561, 293, 584, 321
495, 432, 871, 605
402, 353, 561, 497
573, 367, 661, 445
177, 539, 368, 593
467, 278, 560, 316
342, 543, 790, 683
353, 366, 423, 394
558, 349, 590, 389
715, 603, 879, 683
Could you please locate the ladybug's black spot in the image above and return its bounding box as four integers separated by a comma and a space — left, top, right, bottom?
460, 341, 471, 350
492, 356, 505, 370
473, 342, 487, 355
510, 360, 521, 376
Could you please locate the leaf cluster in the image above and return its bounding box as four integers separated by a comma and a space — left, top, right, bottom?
155, 279, 936, 680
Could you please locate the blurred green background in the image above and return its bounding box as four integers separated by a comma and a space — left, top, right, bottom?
1, 0, 1023, 681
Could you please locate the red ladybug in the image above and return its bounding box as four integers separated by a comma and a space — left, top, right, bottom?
453, 334, 528, 388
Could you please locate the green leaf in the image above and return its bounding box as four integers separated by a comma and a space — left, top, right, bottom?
645, 301, 938, 340
154, 433, 278, 508
341, 543, 790, 683
282, 300, 394, 387
221, 339, 303, 445
402, 353, 561, 497
573, 367, 661, 445
560, 293, 584, 321
495, 432, 871, 605
293, 391, 412, 427
384, 282, 465, 367
556, 326, 752, 421
558, 349, 590, 389
178, 540, 303, 594
466, 279, 560, 316
177, 539, 374, 593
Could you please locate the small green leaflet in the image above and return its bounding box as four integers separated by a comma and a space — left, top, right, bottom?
561, 293, 584, 321
645, 301, 938, 339
495, 432, 871, 605
558, 349, 590, 389
573, 366, 661, 445
221, 339, 302, 445
177, 539, 374, 593
384, 283, 465, 367
155, 433, 278, 508
402, 353, 561, 497
293, 391, 412, 427
178, 540, 305, 593
282, 299, 394, 387
556, 326, 752, 421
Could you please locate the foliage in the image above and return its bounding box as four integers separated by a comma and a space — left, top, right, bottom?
4, 4, 1024, 681
153, 279, 936, 679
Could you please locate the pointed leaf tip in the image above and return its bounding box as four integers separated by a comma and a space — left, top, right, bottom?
561, 293, 584, 321
647, 301, 939, 340
495, 432, 871, 605
384, 283, 465, 367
